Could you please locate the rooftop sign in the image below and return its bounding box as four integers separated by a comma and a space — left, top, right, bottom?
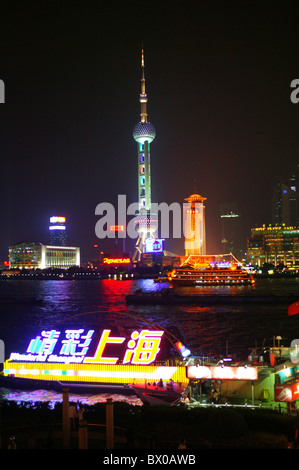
50, 217, 66, 224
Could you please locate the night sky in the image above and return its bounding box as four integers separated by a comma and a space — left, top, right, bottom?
1, 1, 299, 262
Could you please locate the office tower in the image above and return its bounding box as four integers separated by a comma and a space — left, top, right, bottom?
247, 224, 299, 268
49, 216, 67, 246
272, 167, 298, 226
184, 193, 206, 256
220, 203, 243, 258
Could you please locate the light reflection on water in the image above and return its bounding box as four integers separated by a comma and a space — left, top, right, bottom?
1, 277, 299, 405
0, 387, 143, 408
1, 277, 299, 357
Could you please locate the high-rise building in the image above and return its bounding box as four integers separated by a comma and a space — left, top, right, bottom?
220, 203, 243, 259
247, 224, 299, 268
272, 167, 299, 227
184, 193, 206, 256
132, 48, 158, 263
49, 216, 67, 246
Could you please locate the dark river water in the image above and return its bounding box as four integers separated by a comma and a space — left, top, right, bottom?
0, 277, 299, 406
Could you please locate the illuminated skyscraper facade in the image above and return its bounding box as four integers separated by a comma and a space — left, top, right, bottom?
272, 165, 299, 227
184, 193, 206, 256
132, 48, 158, 262
247, 224, 299, 268
49, 216, 67, 246
220, 203, 244, 258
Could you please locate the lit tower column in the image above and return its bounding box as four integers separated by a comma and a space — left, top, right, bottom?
132, 48, 157, 263
184, 193, 207, 256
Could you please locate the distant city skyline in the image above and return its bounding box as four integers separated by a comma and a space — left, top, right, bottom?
1, 2, 299, 262
271, 163, 299, 228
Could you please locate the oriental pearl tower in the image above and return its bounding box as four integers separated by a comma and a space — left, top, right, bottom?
132, 47, 158, 263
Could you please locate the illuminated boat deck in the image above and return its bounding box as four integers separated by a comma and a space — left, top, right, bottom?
168, 254, 255, 286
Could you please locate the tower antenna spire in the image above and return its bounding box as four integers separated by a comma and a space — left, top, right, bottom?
141, 43, 144, 68
140, 45, 147, 122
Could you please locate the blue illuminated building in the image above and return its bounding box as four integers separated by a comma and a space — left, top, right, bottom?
49, 216, 67, 246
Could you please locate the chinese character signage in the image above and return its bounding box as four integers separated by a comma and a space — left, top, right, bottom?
9, 328, 164, 366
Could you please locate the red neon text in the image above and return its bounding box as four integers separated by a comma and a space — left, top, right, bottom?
103, 257, 131, 264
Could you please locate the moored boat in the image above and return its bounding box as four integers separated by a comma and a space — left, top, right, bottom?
168, 266, 254, 286
168, 254, 254, 286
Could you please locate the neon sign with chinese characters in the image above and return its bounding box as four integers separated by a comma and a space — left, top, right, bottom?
9, 328, 164, 366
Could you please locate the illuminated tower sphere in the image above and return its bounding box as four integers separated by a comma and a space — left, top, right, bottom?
184, 194, 207, 256
132, 48, 158, 263
133, 122, 156, 145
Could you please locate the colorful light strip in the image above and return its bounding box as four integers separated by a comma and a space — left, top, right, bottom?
103, 258, 131, 265
3, 361, 188, 385
49, 226, 66, 230
187, 365, 258, 381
